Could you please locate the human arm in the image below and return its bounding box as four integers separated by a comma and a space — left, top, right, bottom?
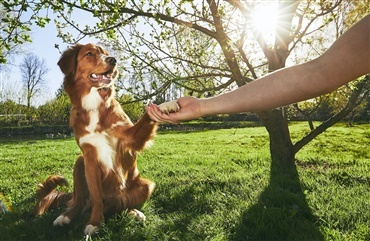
146, 15, 370, 123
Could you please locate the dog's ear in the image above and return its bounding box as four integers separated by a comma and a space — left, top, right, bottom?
57, 44, 82, 76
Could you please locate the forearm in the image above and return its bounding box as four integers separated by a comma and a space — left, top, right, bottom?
200, 61, 324, 115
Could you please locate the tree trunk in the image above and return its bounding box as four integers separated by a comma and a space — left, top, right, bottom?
252, 1, 299, 168
257, 109, 295, 168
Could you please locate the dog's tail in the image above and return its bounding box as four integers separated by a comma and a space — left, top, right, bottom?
35, 175, 72, 216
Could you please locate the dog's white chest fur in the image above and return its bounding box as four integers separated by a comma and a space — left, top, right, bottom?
82, 87, 102, 111
79, 91, 117, 173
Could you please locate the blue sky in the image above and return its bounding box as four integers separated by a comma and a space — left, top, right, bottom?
21, 23, 67, 94
5, 10, 98, 105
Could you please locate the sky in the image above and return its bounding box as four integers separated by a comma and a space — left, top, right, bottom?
1, 10, 98, 105
21, 23, 67, 95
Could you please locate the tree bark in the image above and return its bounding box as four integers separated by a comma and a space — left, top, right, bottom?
258, 109, 295, 168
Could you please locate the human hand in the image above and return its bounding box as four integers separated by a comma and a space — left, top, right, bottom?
145, 96, 202, 124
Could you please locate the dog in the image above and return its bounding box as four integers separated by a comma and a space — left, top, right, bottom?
35, 43, 179, 236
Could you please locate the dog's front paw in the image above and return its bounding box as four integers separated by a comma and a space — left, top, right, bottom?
129, 209, 146, 221
53, 215, 71, 226
158, 100, 180, 114
84, 224, 99, 236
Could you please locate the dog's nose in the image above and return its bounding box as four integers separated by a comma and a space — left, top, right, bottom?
106, 57, 117, 66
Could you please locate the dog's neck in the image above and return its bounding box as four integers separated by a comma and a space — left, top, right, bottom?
98, 86, 115, 104
99, 87, 111, 92
73, 86, 114, 112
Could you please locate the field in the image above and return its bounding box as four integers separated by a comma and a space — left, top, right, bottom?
0, 122, 369, 241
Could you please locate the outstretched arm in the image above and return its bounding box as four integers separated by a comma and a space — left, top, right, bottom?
146, 15, 370, 124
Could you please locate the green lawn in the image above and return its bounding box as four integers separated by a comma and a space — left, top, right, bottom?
0, 122, 369, 241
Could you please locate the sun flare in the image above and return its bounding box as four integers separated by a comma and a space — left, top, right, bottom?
251, 3, 278, 36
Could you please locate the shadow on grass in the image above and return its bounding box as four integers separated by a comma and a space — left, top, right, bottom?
151, 184, 219, 240
232, 161, 324, 241
0, 199, 87, 241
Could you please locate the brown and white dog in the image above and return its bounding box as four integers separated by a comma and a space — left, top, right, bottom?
35, 43, 179, 236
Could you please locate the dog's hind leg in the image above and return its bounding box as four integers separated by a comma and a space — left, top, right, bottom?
54, 156, 89, 227
104, 176, 155, 220
124, 177, 155, 221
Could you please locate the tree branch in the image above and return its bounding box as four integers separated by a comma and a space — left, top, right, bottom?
293, 75, 370, 153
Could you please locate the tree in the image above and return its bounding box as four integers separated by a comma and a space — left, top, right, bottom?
0, 74, 25, 104
20, 53, 48, 108
0, 1, 52, 63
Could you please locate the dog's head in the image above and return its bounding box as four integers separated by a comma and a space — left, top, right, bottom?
58, 43, 119, 89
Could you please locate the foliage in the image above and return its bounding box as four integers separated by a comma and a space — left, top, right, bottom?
0, 99, 27, 126
289, 76, 370, 124
0, 123, 369, 240
0, 89, 71, 126
0, 1, 51, 63
117, 94, 145, 123
38, 92, 71, 125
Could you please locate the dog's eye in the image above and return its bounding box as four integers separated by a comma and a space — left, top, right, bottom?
86, 52, 93, 56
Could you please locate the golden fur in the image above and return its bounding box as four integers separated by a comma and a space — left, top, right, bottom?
35, 43, 157, 236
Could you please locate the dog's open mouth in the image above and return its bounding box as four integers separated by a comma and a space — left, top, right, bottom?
89, 70, 117, 84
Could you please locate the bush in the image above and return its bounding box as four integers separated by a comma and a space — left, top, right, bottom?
38, 94, 71, 125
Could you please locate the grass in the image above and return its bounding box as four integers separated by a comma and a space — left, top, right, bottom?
0, 122, 369, 240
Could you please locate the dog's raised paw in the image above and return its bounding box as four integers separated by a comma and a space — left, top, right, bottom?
53, 215, 71, 226
158, 100, 180, 114
129, 209, 146, 221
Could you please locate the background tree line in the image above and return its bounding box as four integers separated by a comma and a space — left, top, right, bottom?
1, 80, 369, 127
0, 90, 149, 126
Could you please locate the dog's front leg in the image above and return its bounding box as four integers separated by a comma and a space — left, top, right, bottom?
81, 144, 105, 236
123, 113, 158, 151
